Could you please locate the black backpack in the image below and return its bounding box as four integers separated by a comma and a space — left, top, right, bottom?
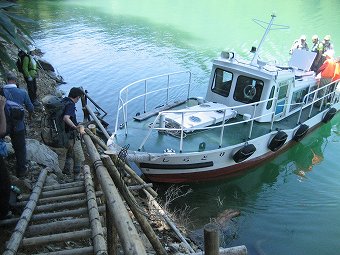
0, 88, 25, 134
16, 50, 29, 73
40, 95, 71, 148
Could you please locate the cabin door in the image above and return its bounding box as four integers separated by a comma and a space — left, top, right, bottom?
275, 79, 292, 118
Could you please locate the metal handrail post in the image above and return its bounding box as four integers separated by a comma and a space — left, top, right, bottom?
179, 112, 185, 152
166, 75, 170, 105
144, 80, 147, 113
187, 72, 192, 99
219, 109, 228, 148
138, 114, 161, 151
248, 105, 257, 139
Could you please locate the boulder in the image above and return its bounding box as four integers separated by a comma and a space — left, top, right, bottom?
26, 139, 62, 175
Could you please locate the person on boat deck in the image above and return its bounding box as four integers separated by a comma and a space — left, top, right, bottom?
316, 55, 337, 105
62, 87, 85, 181
310, 35, 324, 72
331, 57, 340, 82
322, 35, 335, 59
289, 35, 309, 54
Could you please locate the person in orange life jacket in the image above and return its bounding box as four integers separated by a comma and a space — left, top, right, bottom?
2, 71, 34, 178
22, 45, 39, 106
62, 87, 85, 181
331, 57, 340, 82
0, 94, 11, 219
317, 54, 337, 86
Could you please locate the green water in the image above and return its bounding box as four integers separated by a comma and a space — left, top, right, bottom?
16, 0, 340, 254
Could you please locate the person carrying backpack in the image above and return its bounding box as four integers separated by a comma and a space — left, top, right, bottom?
22, 45, 39, 106
0, 94, 11, 219
62, 87, 85, 181
2, 71, 34, 178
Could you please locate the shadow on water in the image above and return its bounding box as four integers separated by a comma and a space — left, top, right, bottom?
153, 115, 338, 248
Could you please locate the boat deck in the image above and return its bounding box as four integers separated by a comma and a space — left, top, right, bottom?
113, 99, 329, 154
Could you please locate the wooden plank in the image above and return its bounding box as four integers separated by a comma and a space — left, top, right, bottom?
83, 165, 107, 254
25, 218, 92, 237
102, 155, 167, 255
34, 246, 94, 255
83, 134, 147, 254
22, 229, 92, 247
0, 206, 106, 227
3, 168, 48, 255
133, 100, 186, 121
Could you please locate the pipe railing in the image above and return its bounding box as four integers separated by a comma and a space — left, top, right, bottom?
138, 98, 277, 152
114, 71, 192, 135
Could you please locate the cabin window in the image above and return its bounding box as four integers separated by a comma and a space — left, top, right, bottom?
211, 68, 233, 97
233, 75, 264, 104
266, 86, 275, 109
290, 87, 309, 111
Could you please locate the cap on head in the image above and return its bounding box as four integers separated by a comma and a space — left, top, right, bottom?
312, 35, 318, 40
324, 35, 331, 41
68, 87, 83, 98
300, 35, 307, 41
6, 71, 17, 82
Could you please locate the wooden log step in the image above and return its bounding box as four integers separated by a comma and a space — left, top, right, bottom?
43, 181, 84, 192
34, 199, 87, 213
25, 217, 101, 237
21, 229, 92, 247
21, 186, 85, 201
0, 205, 106, 227
17, 191, 103, 207
33, 246, 94, 255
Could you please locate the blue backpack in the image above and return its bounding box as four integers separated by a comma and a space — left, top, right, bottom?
0, 88, 25, 134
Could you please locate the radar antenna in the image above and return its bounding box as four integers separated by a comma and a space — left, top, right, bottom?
250, 14, 289, 66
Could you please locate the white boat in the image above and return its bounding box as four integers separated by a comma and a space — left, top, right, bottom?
107, 15, 340, 183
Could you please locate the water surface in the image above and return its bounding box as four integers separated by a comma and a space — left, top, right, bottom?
17, 1, 340, 254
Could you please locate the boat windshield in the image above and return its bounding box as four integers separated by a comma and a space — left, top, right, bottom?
233, 75, 264, 103
211, 68, 233, 97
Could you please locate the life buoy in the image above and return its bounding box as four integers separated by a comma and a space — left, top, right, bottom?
322, 108, 336, 123
268, 131, 287, 152
293, 124, 309, 142
232, 144, 256, 163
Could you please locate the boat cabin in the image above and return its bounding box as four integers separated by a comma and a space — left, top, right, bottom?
205, 50, 318, 123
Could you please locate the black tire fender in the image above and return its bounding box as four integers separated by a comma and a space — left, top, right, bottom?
232, 144, 256, 163
268, 131, 288, 151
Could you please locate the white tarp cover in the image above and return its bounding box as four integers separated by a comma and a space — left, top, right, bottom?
289, 50, 317, 71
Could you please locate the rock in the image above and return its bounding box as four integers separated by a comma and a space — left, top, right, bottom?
26, 139, 62, 175
45, 174, 59, 186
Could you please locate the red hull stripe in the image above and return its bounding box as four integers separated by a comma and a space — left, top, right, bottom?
139, 161, 213, 170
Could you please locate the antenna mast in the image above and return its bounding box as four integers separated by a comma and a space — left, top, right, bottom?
250, 14, 289, 66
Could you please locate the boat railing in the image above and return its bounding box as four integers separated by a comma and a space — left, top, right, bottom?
114, 71, 192, 135
298, 79, 339, 124
138, 98, 277, 152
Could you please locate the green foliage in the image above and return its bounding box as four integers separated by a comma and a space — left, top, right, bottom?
0, 1, 34, 75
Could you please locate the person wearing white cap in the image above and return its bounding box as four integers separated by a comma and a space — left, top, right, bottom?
289, 35, 309, 55
310, 35, 324, 72
22, 45, 39, 106
322, 35, 334, 58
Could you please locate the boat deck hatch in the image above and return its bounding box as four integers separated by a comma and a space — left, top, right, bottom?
163, 102, 237, 132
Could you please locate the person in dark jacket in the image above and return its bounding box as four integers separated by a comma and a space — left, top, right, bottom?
62, 87, 85, 181
0, 94, 11, 219
2, 71, 34, 178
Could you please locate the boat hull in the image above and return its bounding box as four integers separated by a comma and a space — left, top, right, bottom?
115, 108, 339, 183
